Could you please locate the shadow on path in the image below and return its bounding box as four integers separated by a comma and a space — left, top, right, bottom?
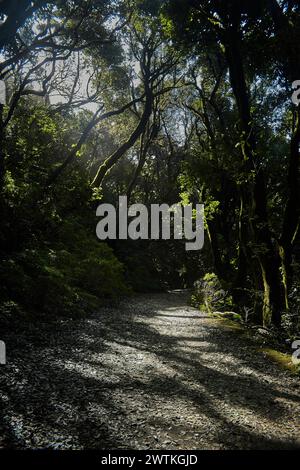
0, 291, 299, 449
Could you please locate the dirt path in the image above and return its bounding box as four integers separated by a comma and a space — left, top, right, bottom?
1, 291, 299, 449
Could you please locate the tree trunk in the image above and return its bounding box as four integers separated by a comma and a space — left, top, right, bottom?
92, 87, 153, 188
206, 218, 231, 282
266, 0, 300, 310
0, 103, 5, 192
127, 137, 148, 205
234, 191, 249, 301
223, 24, 284, 326
279, 106, 300, 307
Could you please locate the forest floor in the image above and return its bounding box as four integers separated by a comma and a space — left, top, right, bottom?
0, 290, 300, 450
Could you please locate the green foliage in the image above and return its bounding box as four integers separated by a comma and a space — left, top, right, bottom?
122, 250, 163, 292
191, 273, 234, 313
1, 0, 300, 340
281, 280, 300, 341
0, 229, 128, 318
0, 100, 129, 319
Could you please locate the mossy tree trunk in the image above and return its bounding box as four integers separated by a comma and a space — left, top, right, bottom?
220, 12, 284, 327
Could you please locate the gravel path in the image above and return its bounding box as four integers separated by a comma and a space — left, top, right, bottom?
0, 291, 299, 449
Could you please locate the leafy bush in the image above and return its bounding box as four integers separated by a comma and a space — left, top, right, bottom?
0, 219, 129, 318
191, 272, 233, 313
281, 281, 300, 341
0, 101, 130, 319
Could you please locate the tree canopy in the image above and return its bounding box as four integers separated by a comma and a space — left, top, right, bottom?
0, 0, 299, 337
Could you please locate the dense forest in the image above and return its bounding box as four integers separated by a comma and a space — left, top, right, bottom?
0, 0, 300, 453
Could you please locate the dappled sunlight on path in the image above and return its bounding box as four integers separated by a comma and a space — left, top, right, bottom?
1, 291, 300, 449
